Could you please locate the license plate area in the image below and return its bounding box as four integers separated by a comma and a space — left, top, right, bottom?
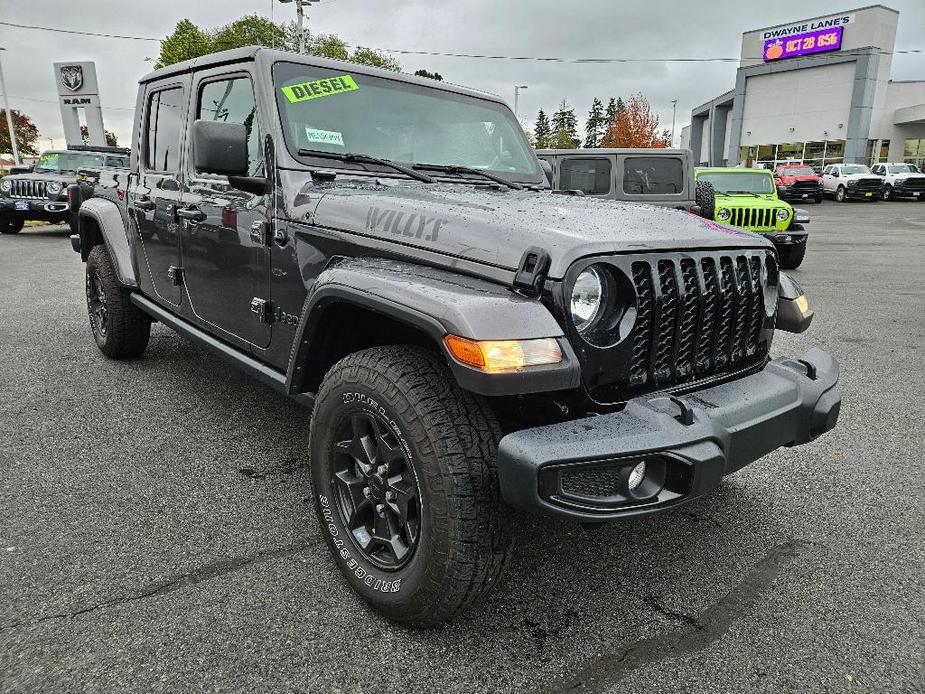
14, 201, 29, 211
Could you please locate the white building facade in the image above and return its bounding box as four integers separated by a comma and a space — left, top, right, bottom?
681, 5, 925, 170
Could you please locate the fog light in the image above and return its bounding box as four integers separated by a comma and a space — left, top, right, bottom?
627, 461, 647, 490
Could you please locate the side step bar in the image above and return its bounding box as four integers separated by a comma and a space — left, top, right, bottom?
130, 294, 314, 409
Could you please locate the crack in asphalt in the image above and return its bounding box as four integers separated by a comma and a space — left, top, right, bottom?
540, 539, 815, 694
2, 538, 322, 631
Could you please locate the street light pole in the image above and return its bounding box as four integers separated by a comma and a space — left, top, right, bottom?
670, 99, 678, 149
279, 0, 323, 54
514, 85, 528, 121
0, 48, 21, 166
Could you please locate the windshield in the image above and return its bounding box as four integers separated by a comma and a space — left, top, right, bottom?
779, 167, 815, 176
841, 165, 870, 175
273, 62, 541, 183
34, 152, 105, 174
697, 171, 773, 194
890, 164, 920, 174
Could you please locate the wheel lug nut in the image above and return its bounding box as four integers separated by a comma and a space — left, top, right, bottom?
385, 491, 396, 501
362, 487, 371, 498
377, 465, 388, 475
375, 503, 385, 516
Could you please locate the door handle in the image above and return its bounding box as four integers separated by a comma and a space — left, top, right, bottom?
135, 196, 155, 211
176, 206, 206, 223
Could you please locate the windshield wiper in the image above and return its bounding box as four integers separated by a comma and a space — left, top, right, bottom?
724, 190, 763, 197
296, 149, 433, 183
411, 163, 522, 190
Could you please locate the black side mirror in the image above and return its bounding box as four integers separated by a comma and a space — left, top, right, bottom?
192, 120, 248, 176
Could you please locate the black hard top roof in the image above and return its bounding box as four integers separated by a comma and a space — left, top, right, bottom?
140, 46, 503, 104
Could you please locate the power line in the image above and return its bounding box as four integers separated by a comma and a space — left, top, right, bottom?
0, 19, 922, 63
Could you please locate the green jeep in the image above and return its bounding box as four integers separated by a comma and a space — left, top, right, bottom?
695, 167, 809, 270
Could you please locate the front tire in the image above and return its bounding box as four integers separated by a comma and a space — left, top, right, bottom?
309, 345, 512, 626
1, 217, 24, 234
835, 186, 846, 202
882, 185, 893, 201
778, 243, 806, 270
85, 244, 151, 358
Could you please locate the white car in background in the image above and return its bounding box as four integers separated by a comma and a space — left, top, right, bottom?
870, 163, 925, 201
821, 164, 884, 202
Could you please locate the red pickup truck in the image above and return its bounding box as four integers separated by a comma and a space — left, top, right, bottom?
773, 164, 823, 203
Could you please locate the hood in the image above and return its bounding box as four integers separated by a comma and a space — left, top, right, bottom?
713, 192, 786, 208
298, 178, 771, 279
841, 172, 878, 181
777, 174, 820, 183
2, 172, 75, 185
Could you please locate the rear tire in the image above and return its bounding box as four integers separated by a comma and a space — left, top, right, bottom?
1, 218, 24, 234
309, 345, 512, 626
778, 243, 806, 270
695, 180, 716, 220
85, 244, 151, 358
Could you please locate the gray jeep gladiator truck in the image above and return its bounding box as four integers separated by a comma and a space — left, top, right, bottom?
0, 146, 128, 233
71, 46, 840, 626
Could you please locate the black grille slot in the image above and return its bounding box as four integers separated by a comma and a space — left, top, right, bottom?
626, 252, 769, 394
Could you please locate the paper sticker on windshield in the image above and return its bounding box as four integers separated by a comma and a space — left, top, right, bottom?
281, 75, 359, 103
305, 127, 344, 147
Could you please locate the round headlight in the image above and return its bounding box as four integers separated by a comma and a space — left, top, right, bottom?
570, 267, 604, 332
776, 208, 790, 221
47, 181, 63, 195
716, 208, 731, 222
0, 179, 11, 192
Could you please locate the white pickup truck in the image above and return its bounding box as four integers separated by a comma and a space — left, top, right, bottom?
821, 164, 884, 202
870, 162, 925, 201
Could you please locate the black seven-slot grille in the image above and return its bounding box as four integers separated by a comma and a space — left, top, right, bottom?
9, 179, 48, 199
725, 208, 777, 229
628, 252, 772, 390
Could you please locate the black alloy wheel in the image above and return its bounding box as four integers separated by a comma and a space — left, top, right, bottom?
330, 410, 421, 570
87, 269, 108, 340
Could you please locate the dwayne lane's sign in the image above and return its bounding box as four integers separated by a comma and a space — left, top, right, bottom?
764, 26, 844, 62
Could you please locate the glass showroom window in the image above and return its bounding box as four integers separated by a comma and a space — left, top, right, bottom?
823, 139, 845, 166
904, 139, 925, 167
804, 141, 826, 173
756, 144, 776, 167
776, 142, 804, 165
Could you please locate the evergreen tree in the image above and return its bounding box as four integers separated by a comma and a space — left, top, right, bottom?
604, 98, 618, 132
550, 100, 580, 149
584, 97, 605, 148
533, 109, 551, 149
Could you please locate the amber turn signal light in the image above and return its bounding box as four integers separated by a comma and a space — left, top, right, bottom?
794, 294, 809, 315
444, 335, 562, 372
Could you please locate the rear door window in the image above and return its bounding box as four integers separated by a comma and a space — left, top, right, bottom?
559, 158, 611, 195
623, 157, 683, 194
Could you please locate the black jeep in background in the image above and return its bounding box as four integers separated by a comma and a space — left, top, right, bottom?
71, 47, 841, 626
0, 146, 128, 234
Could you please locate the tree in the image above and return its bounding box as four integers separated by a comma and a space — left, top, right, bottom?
600, 93, 661, 148
414, 69, 443, 81
550, 100, 580, 149
155, 16, 400, 71
80, 126, 119, 147
0, 110, 40, 157
533, 109, 551, 149
584, 97, 605, 148
656, 128, 672, 148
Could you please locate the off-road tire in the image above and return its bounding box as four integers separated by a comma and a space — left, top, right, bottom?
778, 243, 806, 270
1, 218, 24, 234
695, 179, 716, 220
309, 345, 512, 626
814, 195, 823, 204
882, 184, 893, 201
835, 186, 847, 202
85, 244, 151, 358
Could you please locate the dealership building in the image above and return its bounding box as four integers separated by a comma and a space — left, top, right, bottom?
681, 5, 925, 170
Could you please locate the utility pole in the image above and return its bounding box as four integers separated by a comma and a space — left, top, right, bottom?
279, 0, 323, 54
0, 48, 21, 166
670, 99, 678, 149
514, 85, 528, 121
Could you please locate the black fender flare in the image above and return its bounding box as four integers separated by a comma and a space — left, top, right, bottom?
77, 197, 138, 288
285, 258, 581, 397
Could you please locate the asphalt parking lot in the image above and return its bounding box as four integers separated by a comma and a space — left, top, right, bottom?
1, 199, 923, 694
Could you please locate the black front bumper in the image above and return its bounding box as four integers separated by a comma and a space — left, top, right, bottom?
844, 188, 881, 200
778, 186, 822, 201
765, 231, 808, 247
0, 198, 70, 221
497, 348, 840, 522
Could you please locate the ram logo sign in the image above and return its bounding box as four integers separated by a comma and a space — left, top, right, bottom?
60, 65, 84, 92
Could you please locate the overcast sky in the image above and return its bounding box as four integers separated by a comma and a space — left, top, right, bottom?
1, 0, 923, 150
